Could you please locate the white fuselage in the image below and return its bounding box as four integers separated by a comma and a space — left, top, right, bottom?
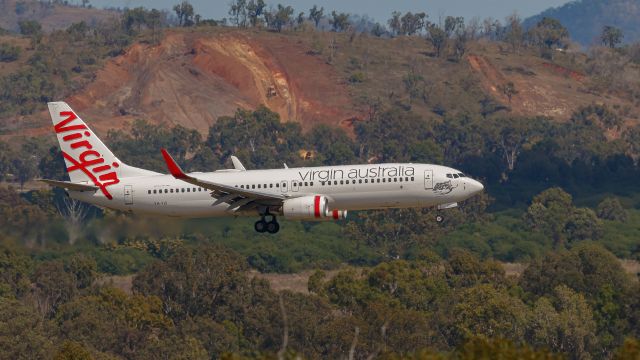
70, 163, 483, 218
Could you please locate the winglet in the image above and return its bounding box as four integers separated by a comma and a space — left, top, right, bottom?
161, 149, 189, 179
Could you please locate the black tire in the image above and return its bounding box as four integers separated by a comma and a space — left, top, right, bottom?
436, 215, 444, 223
254, 220, 267, 233
266, 221, 280, 234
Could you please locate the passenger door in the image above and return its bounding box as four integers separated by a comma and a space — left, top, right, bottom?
424, 170, 433, 190
280, 180, 288, 193
124, 185, 134, 205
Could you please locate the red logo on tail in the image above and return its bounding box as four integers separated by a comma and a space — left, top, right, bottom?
55, 111, 120, 200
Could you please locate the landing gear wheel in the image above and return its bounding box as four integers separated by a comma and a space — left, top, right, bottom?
254, 220, 267, 233
266, 221, 280, 234
436, 215, 444, 223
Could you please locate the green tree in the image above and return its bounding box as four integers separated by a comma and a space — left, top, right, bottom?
400, 12, 427, 36
56, 287, 171, 358
246, 0, 266, 27
330, 11, 350, 32
457, 337, 563, 359
228, 0, 247, 27
528, 286, 598, 358
499, 81, 518, 104
0, 43, 20, 62
32, 261, 77, 318
427, 24, 447, 57
601, 25, 623, 48
437, 284, 530, 344
444, 16, 465, 38
272, 4, 294, 32
308, 5, 324, 28
0, 246, 32, 299
564, 207, 603, 242
53, 341, 93, 360
524, 187, 573, 248
528, 17, 569, 56
18, 20, 42, 36
388, 11, 401, 35
596, 197, 628, 222
504, 12, 524, 52
0, 298, 54, 359
173, 1, 195, 27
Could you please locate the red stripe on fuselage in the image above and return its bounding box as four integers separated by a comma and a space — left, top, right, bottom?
333, 210, 339, 220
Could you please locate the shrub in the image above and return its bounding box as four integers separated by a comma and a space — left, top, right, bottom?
0, 44, 20, 62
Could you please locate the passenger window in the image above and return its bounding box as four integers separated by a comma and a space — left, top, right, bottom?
270, 184, 273, 188
264, 184, 267, 188
411, 177, 415, 181
399, 178, 403, 182
310, 182, 314, 186
187, 188, 190, 192
334, 180, 338, 185
170, 189, 174, 193
340, 180, 344, 185
276, 183, 280, 188
365, 179, 368, 183
382, 178, 386, 183
182, 188, 185, 192
377, 179, 381, 183
252, 185, 256, 189
394, 178, 397, 182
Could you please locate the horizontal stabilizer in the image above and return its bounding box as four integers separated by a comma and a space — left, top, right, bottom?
39, 179, 99, 192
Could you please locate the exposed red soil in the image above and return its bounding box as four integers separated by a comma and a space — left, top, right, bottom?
467, 53, 640, 121
15, 30, 357, 139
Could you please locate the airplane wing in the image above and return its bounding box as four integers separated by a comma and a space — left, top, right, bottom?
160, 149, 286, 211
39, 179, 99, 192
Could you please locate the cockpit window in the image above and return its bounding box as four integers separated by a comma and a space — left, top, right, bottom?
453, 174, 459, 179
446, 174, 453, 178
458, 173, 465, 177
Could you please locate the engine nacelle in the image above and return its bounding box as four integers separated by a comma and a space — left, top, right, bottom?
282, 195, 329, 220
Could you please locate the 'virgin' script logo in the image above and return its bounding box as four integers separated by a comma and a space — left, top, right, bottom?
54, 111, 120, 200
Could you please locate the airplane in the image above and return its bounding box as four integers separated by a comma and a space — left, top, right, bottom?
41, 102, 484, 234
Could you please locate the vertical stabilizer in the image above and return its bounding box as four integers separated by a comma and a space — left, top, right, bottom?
48, 102, 156, 199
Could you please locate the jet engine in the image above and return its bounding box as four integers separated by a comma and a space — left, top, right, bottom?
282, 195, 347, 221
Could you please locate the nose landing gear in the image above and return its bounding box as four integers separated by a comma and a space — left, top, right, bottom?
254, 213, 280, 234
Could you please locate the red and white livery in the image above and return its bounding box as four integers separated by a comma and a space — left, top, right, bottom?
42, 102, 484, 234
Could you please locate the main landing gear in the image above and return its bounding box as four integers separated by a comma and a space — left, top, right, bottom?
254, 213, 280, 234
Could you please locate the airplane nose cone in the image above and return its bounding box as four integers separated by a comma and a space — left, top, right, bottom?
470, 179, 484, 194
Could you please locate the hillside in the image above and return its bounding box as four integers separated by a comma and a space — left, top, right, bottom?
4, 26, 640, 141
525, 0, 640, 46
0, 0, 117, 33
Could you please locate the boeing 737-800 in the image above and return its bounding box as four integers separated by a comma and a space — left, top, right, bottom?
41, 102, 484, 234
